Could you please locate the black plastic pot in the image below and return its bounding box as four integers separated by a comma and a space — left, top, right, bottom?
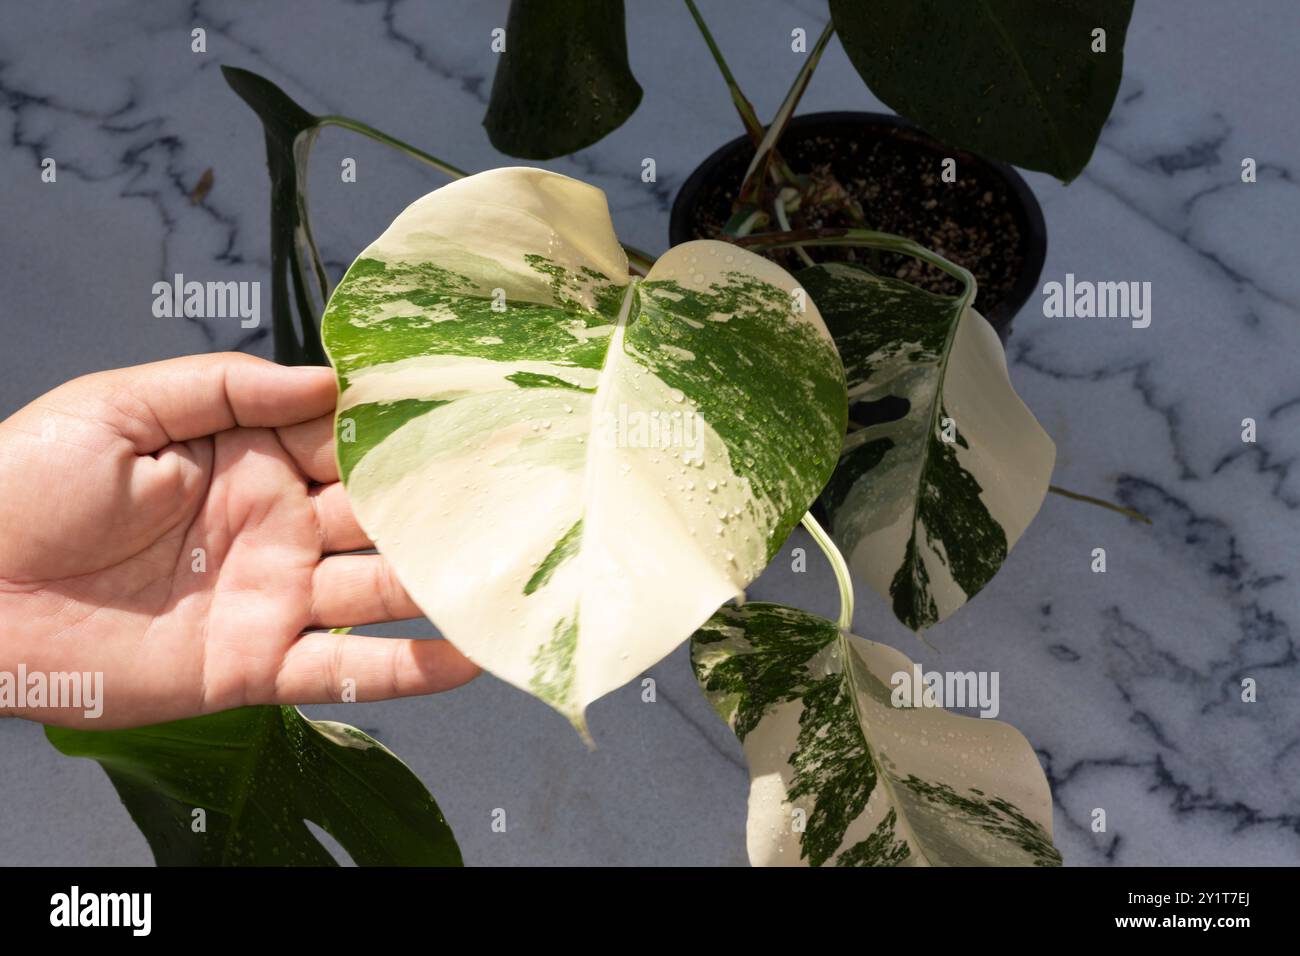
668, 111, 1047, 340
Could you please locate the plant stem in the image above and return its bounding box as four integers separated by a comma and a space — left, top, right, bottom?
718, 203, 762, 237
683, 0, 798, 186
293, 131, 332, 309
682, 0, 766, 147
320, 115, 470, 179
738, 21, 835, 205
737, 227, 976, 291
773, 194, 815, 267
1049, 484, 1152, 524
623, 244, 655, 276
801, 511, 855, 631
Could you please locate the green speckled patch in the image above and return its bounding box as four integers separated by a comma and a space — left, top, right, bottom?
801, 262, 1054, 632
506, 371, 595, 392
326, 256, 617, 384
636, 273, 847, 565
836, 808, 911, 867
524, 520, 582, 596
530, 615, 578, 713
691, 602, 1061, 867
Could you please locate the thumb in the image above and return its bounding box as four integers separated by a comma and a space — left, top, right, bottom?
76, 352, 338, 453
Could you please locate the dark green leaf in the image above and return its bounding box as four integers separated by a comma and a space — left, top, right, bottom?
830, 0, 1134, 180
221, 66, 329, 365
47, 706, 462, 866
484, 0, 643, 159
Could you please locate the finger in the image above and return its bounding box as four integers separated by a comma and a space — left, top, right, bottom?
309, 482, 372, 554
278, 414, 338, 483
274, 633, 481, 704
310, 554, 422, 627
86, 352, 337, 454
137, 436, 213, 523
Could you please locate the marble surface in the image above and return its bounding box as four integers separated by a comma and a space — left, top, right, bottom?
1, 0, 1298, 866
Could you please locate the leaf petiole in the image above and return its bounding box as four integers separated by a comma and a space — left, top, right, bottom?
319, 115, 469, 179
683, 0, 799, 186
1048, 484, 1151, 524
800, 511, 854, 631
737, 21, 835, 206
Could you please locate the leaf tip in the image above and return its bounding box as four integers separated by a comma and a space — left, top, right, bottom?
569, 711, 596, 751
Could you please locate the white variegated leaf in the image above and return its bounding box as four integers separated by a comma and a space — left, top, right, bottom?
691, 602, 1061, 867
322, 168, 847, 732
806, 262, 1055, 632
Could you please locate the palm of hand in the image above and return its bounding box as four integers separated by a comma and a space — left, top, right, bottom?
0, 356, 477, 728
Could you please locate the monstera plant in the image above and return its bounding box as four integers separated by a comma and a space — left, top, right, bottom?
52, 151, 1063, 867
44, 0, 1145, 866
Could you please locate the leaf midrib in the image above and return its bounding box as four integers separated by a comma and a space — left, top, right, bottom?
566, 279, 642, 707
836, 631, 934, 865
899, 295, 969, 624
973, 0, 1072, 176
217, 706, 281, 866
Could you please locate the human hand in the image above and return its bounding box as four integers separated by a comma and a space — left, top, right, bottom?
0, 353, 479, 728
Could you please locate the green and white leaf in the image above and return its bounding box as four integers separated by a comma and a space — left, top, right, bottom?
322, 167, 846, 732
692, 602, 1061, 867
806, 262, 1054, 632
46, 706, 462, 866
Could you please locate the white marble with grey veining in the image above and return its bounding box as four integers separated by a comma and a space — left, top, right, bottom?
0, 0, 1297, 866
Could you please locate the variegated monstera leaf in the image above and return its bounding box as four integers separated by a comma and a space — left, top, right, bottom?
322, 167, 846, 732
806, 263, 1055, 632
692, 603, 1061, 866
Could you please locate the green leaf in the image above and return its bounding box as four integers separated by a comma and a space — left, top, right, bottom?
805, 262, 1054, 632
222, 66, 330, 365
830, 0, 1134, 180
484, 0, 643, 159
322, 167, 847, 732
46, 706, 462, 866
691, 602, 1061, 867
